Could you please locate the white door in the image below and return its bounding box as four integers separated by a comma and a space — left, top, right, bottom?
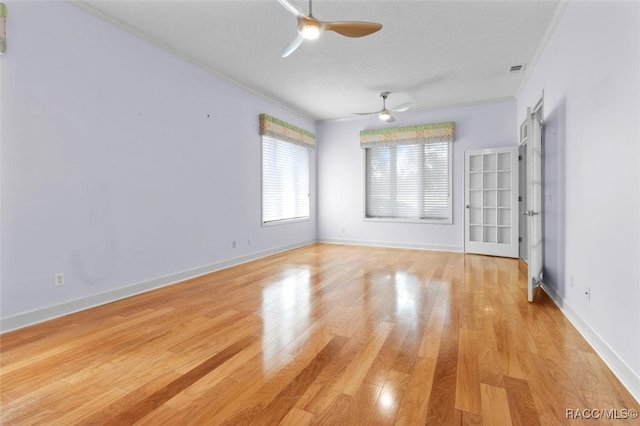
518, 143, 528, 260
464, 147, 520, 258
524, 106, 544, 302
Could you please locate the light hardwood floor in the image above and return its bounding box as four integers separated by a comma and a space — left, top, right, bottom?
1, 244, 638, 425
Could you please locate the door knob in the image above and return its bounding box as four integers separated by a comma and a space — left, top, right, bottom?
465, 204, 471, 209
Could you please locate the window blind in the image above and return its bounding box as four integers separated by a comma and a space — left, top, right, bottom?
262, 136, 310, 223
366, 141, 450, 220
362, 122, 454, 221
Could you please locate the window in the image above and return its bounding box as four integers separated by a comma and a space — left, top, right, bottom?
262, 136, 310, 224
259, 114, 315, 225
361, 122, 454, 223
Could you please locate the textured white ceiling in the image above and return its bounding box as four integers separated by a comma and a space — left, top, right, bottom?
76, 0, 563, 121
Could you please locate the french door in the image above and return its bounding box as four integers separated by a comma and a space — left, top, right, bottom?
523, 106, 544, 302
464, 146, 520, 258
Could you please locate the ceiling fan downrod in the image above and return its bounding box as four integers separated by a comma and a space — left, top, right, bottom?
381, 92, 390, 108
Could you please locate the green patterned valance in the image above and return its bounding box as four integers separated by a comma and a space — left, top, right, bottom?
1, 3, 7, 55
259, 114, 315, 148
360, 121, 455, 148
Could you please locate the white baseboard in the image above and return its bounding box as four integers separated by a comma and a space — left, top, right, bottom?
0, 240, 315, 333
318, 237, 462, 253
541, 283, 640, 404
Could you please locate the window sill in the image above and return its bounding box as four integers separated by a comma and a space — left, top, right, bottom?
262, 216, 311, 227
364, 217, 453, 225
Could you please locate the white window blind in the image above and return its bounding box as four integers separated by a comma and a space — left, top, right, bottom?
262, 136, 310, 223
366, 140, 451, 220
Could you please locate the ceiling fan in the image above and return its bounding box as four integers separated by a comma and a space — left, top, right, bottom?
354, 92, 412, 122
277, 0, 383, 58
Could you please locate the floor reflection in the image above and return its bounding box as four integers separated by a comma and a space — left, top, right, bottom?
393, 271, 417, 319
261, 266, 311, 364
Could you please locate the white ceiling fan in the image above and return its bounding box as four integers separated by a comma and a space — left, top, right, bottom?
277, 0, 383, 58
354, 92, 412, 122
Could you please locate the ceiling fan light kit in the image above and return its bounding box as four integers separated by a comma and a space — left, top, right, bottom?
300, 20, 321, 40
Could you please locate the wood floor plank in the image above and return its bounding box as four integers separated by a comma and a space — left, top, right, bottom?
477, 316, 506, 387
75, 370, 181, 426
425, 336, 460, 425
51, 387, 126, 426
459, 409, 483, 425
185, 335, 334, 424
580, 351, 640, 408
310, 392, 351, 425
279, 407, 315, 425
195, 326, 343, 424
362, 314, 412, 387
394, 357, 437, 425
247, 335, 348, 425
503, 376, 541, 426
518, 351, 573, 425
332, 321, 394, 396
105, 335, 254, 425
492, 311, 527, 380
1, 244, 637, 425
297, 330, 370, 414
344, 381, 383, 425
1, 307, 174, 381
455, 328, 482, 415
480, 383, 513, 426
375, 369, 413, 425
133, 404, 183, 426
418, 305, 446, 359
391, 280, 440, 375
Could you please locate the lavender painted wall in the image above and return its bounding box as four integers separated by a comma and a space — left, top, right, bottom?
518, 0, 640, 388
1, 1, 316, 323
317, 99, 517, 250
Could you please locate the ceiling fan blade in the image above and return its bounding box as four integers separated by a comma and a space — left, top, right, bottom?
391, 102, 412, 112
281, 33, 304, 58
277, 0, 305, 18
324, 21, 382, 38
352, 111, 380, 116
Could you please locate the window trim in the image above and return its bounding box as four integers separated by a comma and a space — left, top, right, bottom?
362, 140, 453, 225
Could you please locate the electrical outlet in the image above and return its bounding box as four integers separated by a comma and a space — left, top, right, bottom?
247, 239, 251, 246
232, 240, 236, 248
569, 274, 574, 288
585, 287, 590, 302
55, 272, 65, 287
